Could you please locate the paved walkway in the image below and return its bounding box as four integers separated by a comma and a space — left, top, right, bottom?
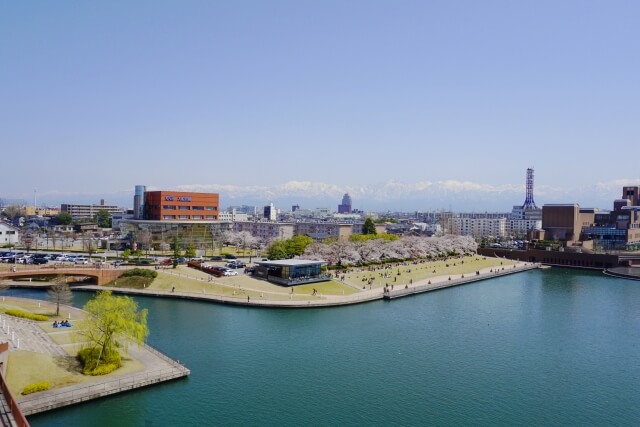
69, 261, 538, 308
0, 297, 189, 416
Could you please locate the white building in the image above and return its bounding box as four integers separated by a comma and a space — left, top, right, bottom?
0, 223, 19, 245
233, 221, 294, 242
218, 209, 249, 223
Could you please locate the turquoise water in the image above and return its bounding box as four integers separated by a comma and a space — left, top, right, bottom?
18, 268, 640, 426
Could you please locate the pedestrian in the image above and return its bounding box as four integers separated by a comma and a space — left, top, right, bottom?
247, 296, 250, 302
172, 286, 175, 292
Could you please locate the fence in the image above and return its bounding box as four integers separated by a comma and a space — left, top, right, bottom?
18, 365, 189, 415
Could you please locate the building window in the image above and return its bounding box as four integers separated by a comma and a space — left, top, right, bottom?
192, 215, 203, 220
205, 206, 217, 211
163, 215, 176, 220
179, 215, 189, 219
178, 206, 190, 210
206, 216, 215, 220
163, 205, 176, 210
192, 206, 204, 210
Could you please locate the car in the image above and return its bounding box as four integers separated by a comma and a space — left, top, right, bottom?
223, 270, 238, 276
32, 257, 49, 265
160, 258, 173, 265
112, 260, 125, 266
74, 257, 89, 264
176, 257, 187, 263
224, 254, 237, 259
211, 256, 223, 261
226, 261, 245, 269
190, 256, 204, 261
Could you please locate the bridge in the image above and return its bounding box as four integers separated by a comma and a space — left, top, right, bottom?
0, 266, 126, 286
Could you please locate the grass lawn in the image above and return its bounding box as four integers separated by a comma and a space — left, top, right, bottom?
7, 350, 145, 397
341, 255, 517, 289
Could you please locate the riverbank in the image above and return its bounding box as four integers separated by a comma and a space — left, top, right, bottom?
0, 297, 189, 416
67, 259, 539, 307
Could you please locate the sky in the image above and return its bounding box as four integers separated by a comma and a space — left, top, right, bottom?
1, 1, 639, 212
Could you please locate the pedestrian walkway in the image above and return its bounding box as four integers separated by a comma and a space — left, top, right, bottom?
0, 316, 66, 357
0, 298, 189, 417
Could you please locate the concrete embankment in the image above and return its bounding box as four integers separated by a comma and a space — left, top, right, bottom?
17, 343, 190, 416
67, 263, 540, 308
384, 263, 540, 300
603, 267, 640, 281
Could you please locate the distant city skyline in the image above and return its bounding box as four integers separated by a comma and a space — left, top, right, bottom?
3, 176, 635, 213
2, 2, 638, 211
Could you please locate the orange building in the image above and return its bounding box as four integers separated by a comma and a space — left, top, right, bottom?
144, 191, 219, 221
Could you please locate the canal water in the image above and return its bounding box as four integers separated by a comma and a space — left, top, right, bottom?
17, 268, 640, 426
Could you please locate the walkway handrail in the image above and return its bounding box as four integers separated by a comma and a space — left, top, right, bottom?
0, 357, 29, 427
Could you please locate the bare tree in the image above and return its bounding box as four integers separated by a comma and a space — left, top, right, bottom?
47, 278, 74, 317
82, 234, 98, 259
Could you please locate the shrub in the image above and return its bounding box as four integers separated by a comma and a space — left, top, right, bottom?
121, 268, 158, 279
4, 309, 48, 322
22, 382, 50, 395
77, 347, 122, 375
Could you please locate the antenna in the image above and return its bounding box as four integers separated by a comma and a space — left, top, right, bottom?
522, 168, 538, 209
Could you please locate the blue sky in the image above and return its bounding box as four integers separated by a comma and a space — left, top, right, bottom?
2, 1, 638, 211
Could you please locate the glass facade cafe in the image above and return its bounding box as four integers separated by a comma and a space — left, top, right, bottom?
254, 259, 330, 286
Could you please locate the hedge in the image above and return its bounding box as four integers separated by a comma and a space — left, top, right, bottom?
22, 382, 50, 395
4, 309, 48, 322
121, 268, 158, 279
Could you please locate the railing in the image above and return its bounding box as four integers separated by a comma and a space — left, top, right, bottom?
18, 365, 188, 415
0, 343, 29, 427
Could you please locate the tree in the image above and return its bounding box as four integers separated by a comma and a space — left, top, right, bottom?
2, 205, 25, 221
78, 291, 149, 371
55, 212, 73, 225
47, 279, 73, 317
362, 218, 377, 235
95, 209, 112, 228
285, 235, 313, 256
82, 234, 98, 259
266, 240, 288, 260
185, 245, 196, 259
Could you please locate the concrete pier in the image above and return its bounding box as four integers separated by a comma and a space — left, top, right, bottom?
383, 263, 540, 300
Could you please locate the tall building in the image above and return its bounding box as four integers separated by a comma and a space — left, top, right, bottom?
622, 186, 640, 206
61, 200, 125, 220
144, 191, 219, 221
264, 202, 277, 221
512, 168, 542, 220
134, 185, 146, 219
338, 193, 352, 214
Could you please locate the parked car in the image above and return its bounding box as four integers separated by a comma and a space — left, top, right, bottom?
160, 258, 173, 265
112, 260, 125, 266
176, 257, 187, 263
211, 256, 223, 261
224, 254, 237, 259
190, 256, 204, 261
74, 257, 89, 265
223, 270, 238, 276
32, 257, 49, 265
226, 261, 245, 269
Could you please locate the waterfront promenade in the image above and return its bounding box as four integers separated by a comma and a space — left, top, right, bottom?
69, 261, 539, 307
0, 297, 189, 417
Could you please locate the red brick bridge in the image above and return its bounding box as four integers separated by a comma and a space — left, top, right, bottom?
0, 266, 126, 286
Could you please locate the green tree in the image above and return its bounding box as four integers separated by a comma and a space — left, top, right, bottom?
55, 212, 73, 225
285, 235, 314, 256
185, 245, 196, 259
362, 218, 377, 235
95, 209, 112, 228
266, 240, 288, 260
172, 236, 182, 258
78, 291, 149, 372
47, 279, 73, 316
